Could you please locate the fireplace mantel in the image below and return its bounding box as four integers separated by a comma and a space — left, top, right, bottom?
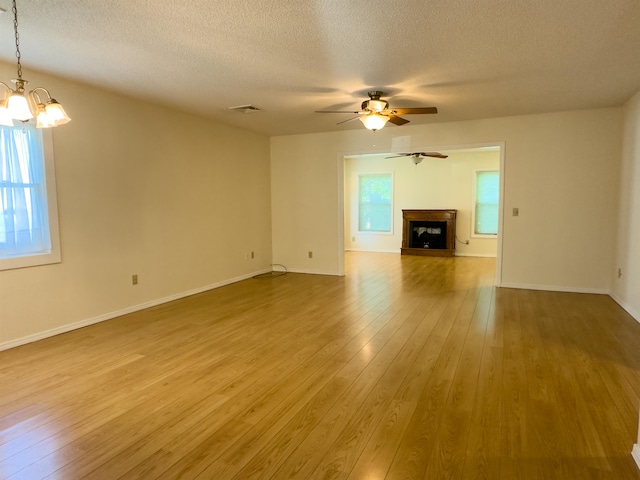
401, 209, 457, 257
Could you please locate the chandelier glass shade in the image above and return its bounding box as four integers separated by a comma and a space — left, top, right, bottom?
0, 0, 70, 128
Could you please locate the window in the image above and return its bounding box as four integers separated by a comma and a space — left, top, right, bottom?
0, 125, 60, 270
474, 170, 499, 236
359, 173, 392, 232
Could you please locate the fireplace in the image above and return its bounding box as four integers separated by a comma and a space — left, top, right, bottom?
401, 209, 457, 257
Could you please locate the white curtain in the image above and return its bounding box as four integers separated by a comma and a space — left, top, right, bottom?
0, 126, 51, 258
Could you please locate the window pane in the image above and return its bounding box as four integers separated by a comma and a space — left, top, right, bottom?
477, 172, 499, 204
359, 174, 392, 232
0, 126, 52, 258
359, 204, 391, 231
475, 204, 499, 234
475, 171, 499, 235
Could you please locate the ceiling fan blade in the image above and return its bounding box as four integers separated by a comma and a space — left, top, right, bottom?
419, 152, 448, 158
387, 115, 410, 126
392, 107, 438, 115
336, 116, 361, 125
315, 110, 362, 114
386, 152, 448, 159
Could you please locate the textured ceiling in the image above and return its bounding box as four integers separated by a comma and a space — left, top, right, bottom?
1, 0, 639, 136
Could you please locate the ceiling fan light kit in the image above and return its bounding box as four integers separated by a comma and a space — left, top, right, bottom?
316, 90, 437, 132
0, 0, 70, 128
359, 112, 389, 131
362, 94, 388, 113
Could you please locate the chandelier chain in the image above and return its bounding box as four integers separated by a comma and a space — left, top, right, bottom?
12, 0, 22, 79
0, 0, 70, 126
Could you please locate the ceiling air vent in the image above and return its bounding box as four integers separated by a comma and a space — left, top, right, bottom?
228, 105, 262, 114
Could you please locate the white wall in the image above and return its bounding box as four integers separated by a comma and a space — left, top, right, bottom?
612, 90, 640, 321
344, 149, 499, 256
0, 63, 272, 350
271, 109, 621, 292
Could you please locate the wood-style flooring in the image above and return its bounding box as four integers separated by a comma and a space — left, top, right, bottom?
2, 252, 640, 479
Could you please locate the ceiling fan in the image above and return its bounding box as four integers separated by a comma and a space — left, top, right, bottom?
315, 91, 438, 131
386, 152, 449, 165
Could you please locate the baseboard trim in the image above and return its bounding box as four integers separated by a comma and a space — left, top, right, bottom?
345, 249, 496, 258
4, 270, 629, 352
285, 268, 342, 276
345, 248, 399, 254
632, 444, 640, 470
498, 282, 609, 295
0, 268, 271, 353
609, 293, 640, 324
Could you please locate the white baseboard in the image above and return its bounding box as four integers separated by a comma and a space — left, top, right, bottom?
632, 444, 640, 470
498, 282, 609, 295
4, 269, 632, 353
345, 248, 399, 254
609, 293, 640, 324
285, 268, 342, 276
345, 249, 496, 258
0, 268, 272, 353
495, 286, 640, 323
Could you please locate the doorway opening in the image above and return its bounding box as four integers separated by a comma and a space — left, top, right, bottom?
340, 144, 504, 284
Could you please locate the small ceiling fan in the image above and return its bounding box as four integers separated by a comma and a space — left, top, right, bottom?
315, 91, 438, 131
386, 152, 448, 165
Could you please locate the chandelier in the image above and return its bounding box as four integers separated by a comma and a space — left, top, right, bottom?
0, 0, 70, 128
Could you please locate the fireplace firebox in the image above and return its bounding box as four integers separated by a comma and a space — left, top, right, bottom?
401, 209, 457, 257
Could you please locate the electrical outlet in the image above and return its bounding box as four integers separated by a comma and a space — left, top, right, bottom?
352, 237, 356, 242
308, 251, 313, 259
618, 268, 623, 279
251, 251, 255, 259
132, 274, 138, 285
513, 207, 519, 216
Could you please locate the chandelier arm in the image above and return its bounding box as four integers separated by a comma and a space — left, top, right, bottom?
30, 87, 52, 104
30, 91, 42, 105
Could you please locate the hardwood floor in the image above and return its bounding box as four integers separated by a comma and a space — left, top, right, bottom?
2, 252, 640, 479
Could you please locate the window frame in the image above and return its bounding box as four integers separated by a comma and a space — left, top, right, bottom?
0, 128, 61, 271
357, 172, 394, 235
472, 169, 499, 238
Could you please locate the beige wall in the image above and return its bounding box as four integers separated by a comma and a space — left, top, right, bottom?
1, 60, 632, 349
344, 150, 500, 256
271, 109, 622, 291
0, 63, 272, 349
613, 90, 640, 321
